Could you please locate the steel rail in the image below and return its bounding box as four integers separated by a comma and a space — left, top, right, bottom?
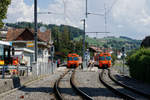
54, 70, 70, 100
99, 69, 136, 100
54, 67, 93, 100
70, 68, 93, 100
108, 69, 150, 99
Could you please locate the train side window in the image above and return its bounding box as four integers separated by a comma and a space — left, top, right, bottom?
99, 56, 105, 60
106, 56, 111, 60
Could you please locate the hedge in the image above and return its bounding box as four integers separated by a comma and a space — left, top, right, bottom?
127, 48, 150, 83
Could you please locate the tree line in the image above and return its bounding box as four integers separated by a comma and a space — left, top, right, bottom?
6, 22, 88, 59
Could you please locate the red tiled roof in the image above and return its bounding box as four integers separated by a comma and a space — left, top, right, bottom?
30, 29, 51, 42
89, 46, 102, 52
6, 28, 25, 41
6, 28, 51, 42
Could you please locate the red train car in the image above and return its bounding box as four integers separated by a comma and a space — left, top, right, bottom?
67, 53, 79, 68
98, 52, 111, 68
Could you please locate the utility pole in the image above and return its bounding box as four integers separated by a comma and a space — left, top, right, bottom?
104, 4, 108, 52
96, 33, 98, 52
82, 19, 86, 69
104, 4, 107, 34
86, 0, 88, 18
81, 0, 88, 69
34, 0, 38, 62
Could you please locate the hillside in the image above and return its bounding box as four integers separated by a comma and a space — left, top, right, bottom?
5, 22, 86, 58
6, 22, 84, 40
75, 36, 142, 50
6, 22, 141, 53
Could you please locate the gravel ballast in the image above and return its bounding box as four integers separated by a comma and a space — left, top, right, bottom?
75, 67, 123, 100
0, 67, 68, 100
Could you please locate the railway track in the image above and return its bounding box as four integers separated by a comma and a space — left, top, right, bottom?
54, 67, 93, 100
99, 69, 149, 100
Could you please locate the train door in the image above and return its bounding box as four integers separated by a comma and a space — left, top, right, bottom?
4, 45, 11, 65
0, 45, 4, 65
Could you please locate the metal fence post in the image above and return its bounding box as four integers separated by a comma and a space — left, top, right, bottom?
2, 66, 5, 79
32, 62, 37, 76
27, 66, 28, 76
51, 61, 53, 74
17, 66, 19, 76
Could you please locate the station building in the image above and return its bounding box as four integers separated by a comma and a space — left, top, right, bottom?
6, 28, 53, 65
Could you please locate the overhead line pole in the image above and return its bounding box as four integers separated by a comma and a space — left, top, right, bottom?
34, 0, 38, 62
82, 19, 86, 69
86, 0, 88, 18
104, 4, 107, 34
104, 4, 108, 52
82, 0, 88, 69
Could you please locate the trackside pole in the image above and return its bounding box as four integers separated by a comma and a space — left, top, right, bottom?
2, 66, 5, 79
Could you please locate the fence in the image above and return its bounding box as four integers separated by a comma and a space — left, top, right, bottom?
0, 66, 29, 79
0, 61, 57, 79
32, 61, 57, 76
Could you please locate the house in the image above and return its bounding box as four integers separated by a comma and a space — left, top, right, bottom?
0, 28, 8, 40
14, 48, 34, 66
6, 28, 53, 63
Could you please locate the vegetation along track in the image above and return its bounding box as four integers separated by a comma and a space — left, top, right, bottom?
54, 67, 93, 100
99, 69, 149, 100
108, 69, 150, 99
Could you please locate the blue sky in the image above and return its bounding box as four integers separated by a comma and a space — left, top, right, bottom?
24, 0, 55, 8
4, 0, 150, 40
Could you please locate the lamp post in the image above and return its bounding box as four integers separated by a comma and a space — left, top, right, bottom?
34, 0, 38, 63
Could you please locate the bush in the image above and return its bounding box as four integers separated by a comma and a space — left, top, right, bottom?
127, 48, 150, 83
111, 53, 117, 65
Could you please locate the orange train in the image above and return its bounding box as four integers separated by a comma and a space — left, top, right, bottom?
67, 53, 80, 68
96, 52, 111, 68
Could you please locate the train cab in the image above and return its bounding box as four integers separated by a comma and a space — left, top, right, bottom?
98, 52, 111, 68
67, 53, 79, 68
0, 41, 14, 66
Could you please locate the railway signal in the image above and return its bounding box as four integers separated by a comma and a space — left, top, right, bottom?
122, 47, 125, 74
122, 47, 125, 53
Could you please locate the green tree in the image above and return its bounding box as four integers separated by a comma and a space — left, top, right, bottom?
0, 0, 11, 28
52, 26, 60, 51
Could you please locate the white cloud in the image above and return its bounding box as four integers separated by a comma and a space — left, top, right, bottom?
111, 0, 150, 39
5, 0, 34, 22
38, 0, 85, 28
5, 0, 150, 39
5, 0, 85, 28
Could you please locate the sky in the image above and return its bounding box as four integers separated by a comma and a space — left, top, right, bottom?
4, 0, 150, 40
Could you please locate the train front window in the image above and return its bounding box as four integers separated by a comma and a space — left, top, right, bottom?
99, 56, 105, 60
106, 56, 111, 60
68, 57, 73, 61
73, 57, 78, 61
